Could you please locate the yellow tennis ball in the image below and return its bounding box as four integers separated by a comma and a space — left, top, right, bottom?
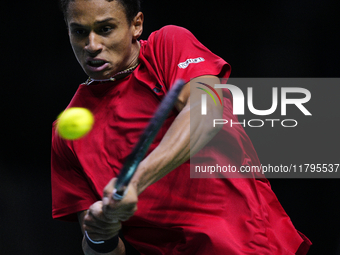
56, 107, 94, 140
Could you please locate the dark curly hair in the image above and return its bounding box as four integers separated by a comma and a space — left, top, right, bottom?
59, 0, 141, 23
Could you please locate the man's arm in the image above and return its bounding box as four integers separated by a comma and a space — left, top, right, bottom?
102, 75, 223, 204
131, 75, 223, 194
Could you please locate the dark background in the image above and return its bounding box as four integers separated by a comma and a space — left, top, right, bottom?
1, 0, 339, 254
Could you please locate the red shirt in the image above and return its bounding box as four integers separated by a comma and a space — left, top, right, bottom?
51, 25, 311, 254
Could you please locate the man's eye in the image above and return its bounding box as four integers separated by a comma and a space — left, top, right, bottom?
100, 26, 113, 33
72, 29, 87, 36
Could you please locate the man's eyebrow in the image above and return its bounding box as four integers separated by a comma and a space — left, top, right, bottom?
69, 18, 117, 27
95, 17, 117, 24
69, 22, 83, 27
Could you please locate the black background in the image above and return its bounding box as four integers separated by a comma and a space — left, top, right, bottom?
1, 0, 339, 254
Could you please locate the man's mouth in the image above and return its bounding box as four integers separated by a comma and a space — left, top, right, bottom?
86, 58, 109, 72
87, 59, 107, 67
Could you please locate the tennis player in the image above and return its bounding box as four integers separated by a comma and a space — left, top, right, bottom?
52, 0, 312, 254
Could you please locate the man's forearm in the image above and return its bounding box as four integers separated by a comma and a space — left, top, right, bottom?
131, 76, 223, 194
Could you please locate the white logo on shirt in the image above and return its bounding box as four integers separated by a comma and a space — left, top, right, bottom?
178, 57, 205, 69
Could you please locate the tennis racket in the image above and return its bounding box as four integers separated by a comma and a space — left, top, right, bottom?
113, 79, 186, 200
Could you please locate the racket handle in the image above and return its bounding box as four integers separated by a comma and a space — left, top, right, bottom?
112, 187, 128, 201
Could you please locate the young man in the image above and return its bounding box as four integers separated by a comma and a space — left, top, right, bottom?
52, 0, 311, 254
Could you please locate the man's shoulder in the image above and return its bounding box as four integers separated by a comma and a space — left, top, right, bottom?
157, 25, 191, 34
147, 25, 193, 44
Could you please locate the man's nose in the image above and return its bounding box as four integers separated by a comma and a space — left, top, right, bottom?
85, 32, 102, 55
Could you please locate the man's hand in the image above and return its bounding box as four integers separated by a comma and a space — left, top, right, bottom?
102, 178, 138, 222
79, 179, 138, 255
79, 178, 138, 242
81, 203, 125, 255
82, 201, 121, 241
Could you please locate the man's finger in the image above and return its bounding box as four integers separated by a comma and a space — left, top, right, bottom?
102, 178, 119, 209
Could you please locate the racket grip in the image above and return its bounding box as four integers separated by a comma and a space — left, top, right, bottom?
112, 187, 128, 201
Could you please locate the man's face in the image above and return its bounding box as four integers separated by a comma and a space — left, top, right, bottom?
67, 0, 141, 80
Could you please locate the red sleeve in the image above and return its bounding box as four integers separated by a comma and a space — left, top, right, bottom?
51, 124, 98, 222
144, 25, 231, 90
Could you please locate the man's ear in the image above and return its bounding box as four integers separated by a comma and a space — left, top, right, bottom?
132, 12, 144, 40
